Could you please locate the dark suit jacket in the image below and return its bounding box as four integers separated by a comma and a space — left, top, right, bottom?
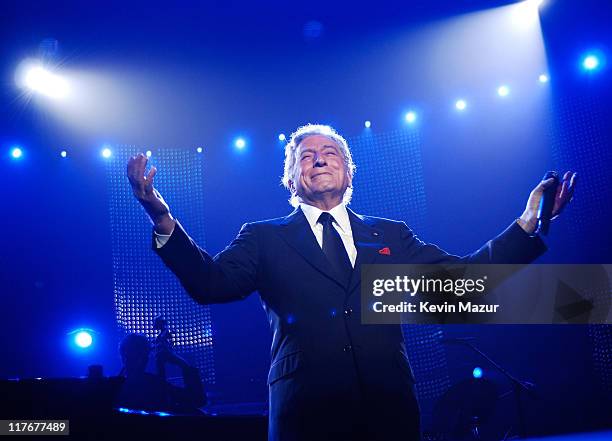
153, 207, 546, 441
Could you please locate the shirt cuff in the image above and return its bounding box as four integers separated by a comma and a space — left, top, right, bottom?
153, 228, 174, 248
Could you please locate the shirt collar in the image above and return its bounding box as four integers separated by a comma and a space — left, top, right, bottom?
299, 202, 351, 234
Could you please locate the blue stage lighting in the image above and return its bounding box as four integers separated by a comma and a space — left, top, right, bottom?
146, 150, 152, 158
10, 147, 23, 159
74, 330, 93, 348
455, 100, 467, 111
582, 54, 601, 71
278, 133, 286, 141
511, 0, 543, 29
538, 74, 549, 83
404, 112, 417, 124
101, 147, 112, 158
196, 147, 203, 153
583, 55, 599, 70
472, 366, 483, 379
234, 138, 246, 150
22, 64, 69, 99
117, 407, 171, 416
497, 85, 510, 97
364, 120, 372, 128
60, 150, 67, 158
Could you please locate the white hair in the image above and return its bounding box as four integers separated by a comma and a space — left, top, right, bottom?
281, 124, 356, 207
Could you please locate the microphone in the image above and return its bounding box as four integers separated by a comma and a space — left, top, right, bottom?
537, 171, 560, 236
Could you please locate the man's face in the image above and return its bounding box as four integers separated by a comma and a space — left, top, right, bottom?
290, 135, 351, 205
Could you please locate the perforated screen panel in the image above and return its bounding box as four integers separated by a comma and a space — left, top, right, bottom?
106, 146, 215, 385
550, 90, 612, 397
549, 92, 612, 261
349, 129, 428, 233
589, 325, 612, 393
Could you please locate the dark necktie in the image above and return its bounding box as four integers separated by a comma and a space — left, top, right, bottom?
318, 212, 353, 286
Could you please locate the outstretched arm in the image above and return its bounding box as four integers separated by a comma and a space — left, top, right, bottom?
399, 171, 577, 264
152, 221, 259, 304
127, 153, 259, 304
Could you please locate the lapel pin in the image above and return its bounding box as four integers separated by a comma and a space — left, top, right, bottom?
378, 247, 391, 255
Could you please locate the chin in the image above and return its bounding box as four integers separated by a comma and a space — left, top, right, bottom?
312, 185, 338, 193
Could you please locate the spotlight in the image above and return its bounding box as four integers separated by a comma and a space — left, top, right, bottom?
196, 147, 203, 153
364, 120, 371, 128
74, 330, 93, 349
497, 85, 510, 97
278, 133, 286, 141
10, 147, 23, 159
511, 0, 542, 29
472, 366, 483, 379
455, 100, 467, 111
101, 147, 112, 158
22, 64, 68, 99
145, 150, 152, 157
404, 112, 417, 124
582, 54, 601, 71
60, 150, 67, 158
538, 74, 549, 83
583, 55, 599, 70
234, 138, 246, 150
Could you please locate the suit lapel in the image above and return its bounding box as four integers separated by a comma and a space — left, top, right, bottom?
278, 207, 386, 294
278, 207, 347, 290
347, 208, 385, 295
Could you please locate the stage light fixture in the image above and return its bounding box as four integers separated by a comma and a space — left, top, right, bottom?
146, 150, 152, 157
278, 133, 286, 141
74, 330, 93, 348
538, 74, 549, 83
511, 0, 542, 30
364, 120, 372, 128
455, 100, 467, 111
10, 147, 23, 159
196, 147, 203, 153
582, 54, 601, 71
404, 112, 417, 124
60, 150, 67, 158
101, 147, 112, 158
234, 138, 246, 150
497, 85, 510, 97
22, 64, 68, 99
472, 366, 483, 379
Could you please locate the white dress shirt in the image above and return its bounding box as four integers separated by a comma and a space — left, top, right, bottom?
155, 203, 357, 268
298, 203, 357, 268
154, 225, 174, 248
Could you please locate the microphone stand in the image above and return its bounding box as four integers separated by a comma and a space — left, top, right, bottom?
444, 338, 536, 439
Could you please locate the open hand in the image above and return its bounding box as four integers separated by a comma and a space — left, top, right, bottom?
127, 153, 174, 232
518, 171, 577, 234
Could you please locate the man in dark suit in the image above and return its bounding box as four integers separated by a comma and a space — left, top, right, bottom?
127, 124, 576, 441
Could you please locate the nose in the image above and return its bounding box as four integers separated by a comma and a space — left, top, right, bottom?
313, 152, 327, 167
